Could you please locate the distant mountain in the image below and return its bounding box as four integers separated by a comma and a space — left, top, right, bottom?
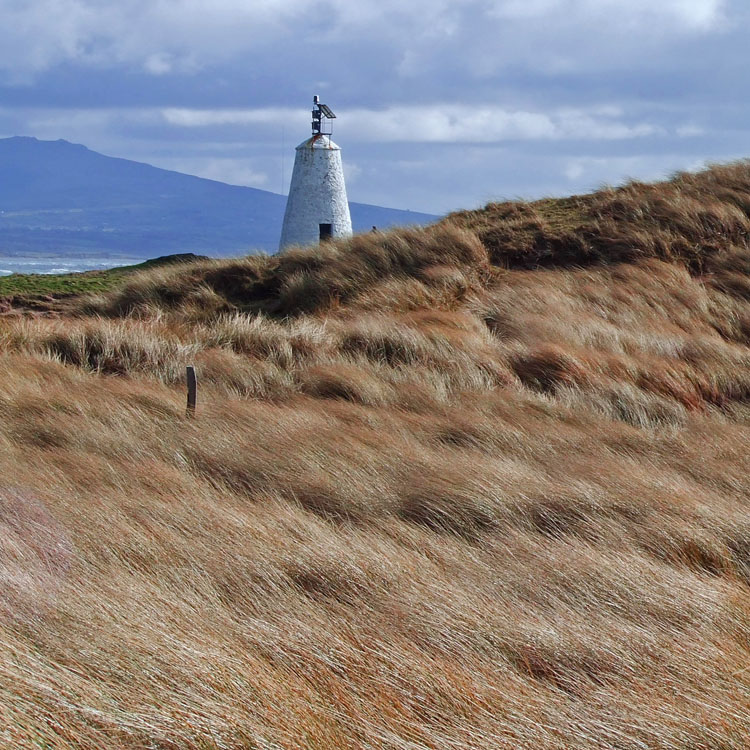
0, 137, 438, 261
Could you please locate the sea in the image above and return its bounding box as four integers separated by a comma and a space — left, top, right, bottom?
0, 256, 148, 276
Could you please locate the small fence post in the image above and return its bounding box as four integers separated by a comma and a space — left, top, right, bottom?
186, 365, 197, 418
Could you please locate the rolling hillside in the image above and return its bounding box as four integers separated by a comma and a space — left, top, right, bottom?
0, 136, 438, 261
1, 163, 750, 748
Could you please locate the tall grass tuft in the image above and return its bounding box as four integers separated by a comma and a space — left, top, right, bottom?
3, 162, 750, 747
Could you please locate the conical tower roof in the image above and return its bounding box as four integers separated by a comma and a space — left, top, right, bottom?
296, 134, 341, 151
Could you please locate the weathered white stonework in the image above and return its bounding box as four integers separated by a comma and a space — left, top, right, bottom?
278, 134, 353, 251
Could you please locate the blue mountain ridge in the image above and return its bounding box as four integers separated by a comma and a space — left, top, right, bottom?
0, 137, 439, 260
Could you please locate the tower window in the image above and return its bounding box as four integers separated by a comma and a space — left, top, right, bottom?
319, 223, 333, 242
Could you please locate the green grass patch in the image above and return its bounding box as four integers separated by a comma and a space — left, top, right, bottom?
0, 253, 208, 299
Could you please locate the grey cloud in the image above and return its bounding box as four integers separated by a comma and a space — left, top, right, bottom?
0, 0, 748, 216
0, 0, 735, 82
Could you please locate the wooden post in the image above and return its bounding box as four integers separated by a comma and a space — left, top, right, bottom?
186, 365, 197, 418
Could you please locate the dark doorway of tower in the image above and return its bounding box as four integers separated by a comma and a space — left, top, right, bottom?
319, 223, 333, 242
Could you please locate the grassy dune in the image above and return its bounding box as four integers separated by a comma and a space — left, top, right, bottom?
0, 254, 206, 310
2, 164, 750, 748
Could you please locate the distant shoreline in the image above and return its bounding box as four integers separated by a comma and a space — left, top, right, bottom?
0, 257, 148, 276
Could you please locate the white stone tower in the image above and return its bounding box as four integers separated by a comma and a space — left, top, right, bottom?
278, 96, 353, 250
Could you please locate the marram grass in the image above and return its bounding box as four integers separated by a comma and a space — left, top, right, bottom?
2, 164, 750, 748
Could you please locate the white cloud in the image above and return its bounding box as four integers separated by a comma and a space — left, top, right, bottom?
143, 54, 174, 76
0, 0, 733, 81
162, 107, 305, 128
162, 104, 659, 143
151, 156, 269, 188
343, 161, 362, 184
564, 161, 585, 180
490, 0, 725, 29
677, 124, 706, 137
0, 0, 743, 216
559, 154, 714, 191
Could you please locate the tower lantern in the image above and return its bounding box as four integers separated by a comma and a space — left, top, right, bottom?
279, 95, 353, 250
311, 95, 335, 136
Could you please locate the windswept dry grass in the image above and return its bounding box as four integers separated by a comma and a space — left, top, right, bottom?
3, 163, 750, 748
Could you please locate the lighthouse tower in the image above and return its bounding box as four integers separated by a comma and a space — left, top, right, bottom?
278, 96, 353, 250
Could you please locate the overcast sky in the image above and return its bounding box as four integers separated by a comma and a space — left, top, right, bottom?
0, 0, 746, 214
